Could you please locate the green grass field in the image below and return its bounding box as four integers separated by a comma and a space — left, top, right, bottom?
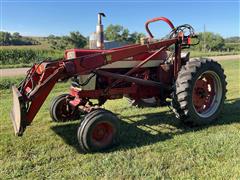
189, 50, 240, 57
0, 60, 239, 179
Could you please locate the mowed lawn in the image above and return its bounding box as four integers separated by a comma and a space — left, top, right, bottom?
0, 59, 239, 179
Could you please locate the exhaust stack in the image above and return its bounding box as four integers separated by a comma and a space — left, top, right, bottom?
96, 12, 105, 49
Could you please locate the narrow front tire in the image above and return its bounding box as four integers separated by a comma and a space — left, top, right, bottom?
77, 109, 120, 153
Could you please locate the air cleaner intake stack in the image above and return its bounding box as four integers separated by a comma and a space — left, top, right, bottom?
96, 12, 106, 49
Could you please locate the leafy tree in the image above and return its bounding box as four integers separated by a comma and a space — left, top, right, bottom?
12, 32, 21, 39
105, 24, 145, 44
122, 29, 130, 42
105, 24, 129, 42
0, 31, 11, 45
192, 32, 225, 51
47, 31, 87, 50
68, 31, 87, 48
48, 35, 68, 50
11, 32, 22, 45
0, 31, 40, 45
129, 32, 145, 44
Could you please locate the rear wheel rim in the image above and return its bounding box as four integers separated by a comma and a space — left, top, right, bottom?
192, 71, 222, 118
91, 122, 114, 148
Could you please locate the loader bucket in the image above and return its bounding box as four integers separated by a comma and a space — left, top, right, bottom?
10, 86, 27, 136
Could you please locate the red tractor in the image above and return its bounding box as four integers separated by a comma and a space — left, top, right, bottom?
10, 14, 227, 153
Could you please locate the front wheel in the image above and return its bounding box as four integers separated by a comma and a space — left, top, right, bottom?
77, 109, 120, 153
49, 94, 79, 122
172, 58, 227, 126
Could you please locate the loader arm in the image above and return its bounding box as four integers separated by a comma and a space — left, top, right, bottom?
11, 60, 75, 136
10, 38, 178, 136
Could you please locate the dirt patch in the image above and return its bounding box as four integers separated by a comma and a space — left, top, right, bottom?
208, 55, 240, 61
0, 68, 29, 77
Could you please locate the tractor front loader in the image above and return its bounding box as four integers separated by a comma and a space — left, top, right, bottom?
10, 14, 227, 153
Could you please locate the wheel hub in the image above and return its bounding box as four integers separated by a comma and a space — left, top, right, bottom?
56, 98, 75, 120
192, 73, 217, 115
91, 122, 113, 146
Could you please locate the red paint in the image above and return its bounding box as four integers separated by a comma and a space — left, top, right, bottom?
187, 37, 191, 45
145, 17, 175, 38
91, 122, 114, 147
13, 16, 193, 134
192, 74, 215, 113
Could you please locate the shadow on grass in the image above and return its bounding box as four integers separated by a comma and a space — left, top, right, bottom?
51, 98, 240, 153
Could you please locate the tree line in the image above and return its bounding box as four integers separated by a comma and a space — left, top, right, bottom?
0, 32, 40, 46
47, 32, 87, 50
1, 25, 239, 52
46, 25, 145, 50
191, 32, 239, 52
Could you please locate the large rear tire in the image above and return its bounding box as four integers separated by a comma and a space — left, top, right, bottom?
77, 109, 120, 153
172, 58, 227, 126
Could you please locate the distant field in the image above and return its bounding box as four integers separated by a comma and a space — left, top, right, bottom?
0, 37, 51, 50
190, 50, 240, 57
226, 42, 240, 45
0, 44, 49, 50
0, 59, 239, 179
0, 48, 63, 69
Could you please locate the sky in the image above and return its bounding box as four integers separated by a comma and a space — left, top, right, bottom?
1, 0, 239, 38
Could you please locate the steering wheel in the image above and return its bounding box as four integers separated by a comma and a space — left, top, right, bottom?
145, 17, 175, 39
